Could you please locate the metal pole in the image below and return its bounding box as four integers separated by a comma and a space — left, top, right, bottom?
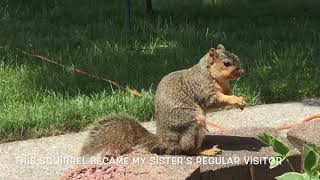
145, 0, 153, 14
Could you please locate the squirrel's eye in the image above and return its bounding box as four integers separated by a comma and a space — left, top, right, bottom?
223, 62, 231, 67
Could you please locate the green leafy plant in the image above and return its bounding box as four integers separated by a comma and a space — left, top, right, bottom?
257, 133, 320, 180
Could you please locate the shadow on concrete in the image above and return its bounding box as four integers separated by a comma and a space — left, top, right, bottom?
203, 134, 267, 151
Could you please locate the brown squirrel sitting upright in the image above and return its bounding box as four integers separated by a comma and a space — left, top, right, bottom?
80, 44, 246, 157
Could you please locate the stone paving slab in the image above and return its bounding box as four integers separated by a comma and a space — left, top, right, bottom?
201, 127, 301, 180
61, 152, 200, 180
61, 127, 301, 180
287, 120, 320, 151
209, 100, 320, 130
0, 101, 319, 179
0, 132, 88, 180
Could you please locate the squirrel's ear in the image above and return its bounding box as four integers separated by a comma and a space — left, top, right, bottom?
209, 48, 218, 58
217, 44, 225, 51
207, 48, 216, 67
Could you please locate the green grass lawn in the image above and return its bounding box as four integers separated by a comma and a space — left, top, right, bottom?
0, 0, 320, 142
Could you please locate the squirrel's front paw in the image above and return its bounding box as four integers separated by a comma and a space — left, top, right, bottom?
233, 96, 246, 109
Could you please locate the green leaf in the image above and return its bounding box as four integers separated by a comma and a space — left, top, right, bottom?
307, 174, 320, 180
272, 138, 290, 157
304, 144, 317, 160
304, 150, 316, 174
276, 172, 320, 180
270, 156, 285, 169
304, 148, 320, 176
257, 133, 275, 146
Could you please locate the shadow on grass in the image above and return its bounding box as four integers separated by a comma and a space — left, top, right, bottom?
1, 0, 320, 101
302, 99, 320, 106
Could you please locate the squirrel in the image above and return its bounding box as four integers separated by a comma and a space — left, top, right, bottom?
80, 44, 246, 157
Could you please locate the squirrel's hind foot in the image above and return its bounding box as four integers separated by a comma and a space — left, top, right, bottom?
196, 145, 222, 156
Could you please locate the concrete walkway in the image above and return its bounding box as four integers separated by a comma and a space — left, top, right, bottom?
0, 100, 319, 180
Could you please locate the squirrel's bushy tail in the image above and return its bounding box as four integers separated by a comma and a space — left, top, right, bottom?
80, 113, 159, 156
